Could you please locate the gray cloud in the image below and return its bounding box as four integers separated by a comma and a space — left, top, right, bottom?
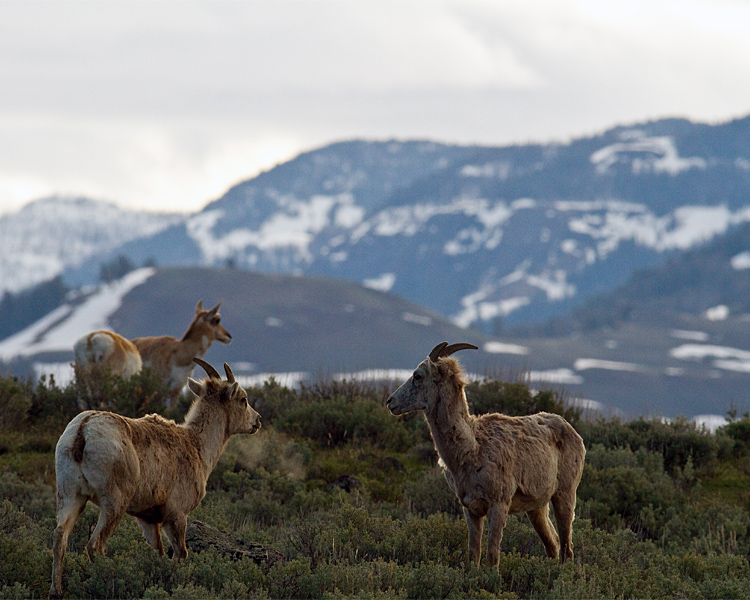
1, 0, 749, 214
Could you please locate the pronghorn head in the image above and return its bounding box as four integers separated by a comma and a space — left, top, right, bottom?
193, 300, 232, 344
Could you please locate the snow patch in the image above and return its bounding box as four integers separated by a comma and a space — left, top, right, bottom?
187, 194, 355, 263
460, 162, 511, 180
527, 368, 583, 385
484, 341, 530, 355
34, 362, 75, 387
333, 369, 414, 382
574, 358, 645, 372
0, 268, 155, 361
526, 270, 575, 301
567, 204, 748, 259
692, 415, 728, 433
669, 343, 750, 362
363, 273, 396, 293
453, 281, 531, 328
590, 132, 706, 175
705, 305, 729, 321
670, 329, 709, 342
731, 251, 750, 270
402, 313, 433, 326
237, 372, 309, 389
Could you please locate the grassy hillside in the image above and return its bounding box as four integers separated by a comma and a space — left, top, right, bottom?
2, 370, 750, 599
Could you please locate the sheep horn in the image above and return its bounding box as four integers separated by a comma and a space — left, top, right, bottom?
224, 362, 235, 383
441, 343, 479, 357
193, 357, 221, 379
429, 342, 449, 362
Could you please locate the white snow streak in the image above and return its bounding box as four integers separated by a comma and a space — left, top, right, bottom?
484, 341, 530, 355
574, 358, 645, 372
0, 268, 155, 361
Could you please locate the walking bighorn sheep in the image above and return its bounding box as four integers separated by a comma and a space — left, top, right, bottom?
387, 342, 585, 569
49, 358, 261, 599
133, 301, 232, 398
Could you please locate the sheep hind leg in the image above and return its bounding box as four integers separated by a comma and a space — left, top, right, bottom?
163, 516, 189, 560
463, 508, 484, 567
86, 499, 127, 560
50, 494, 87, 599
137, 519, 165, 556
551, 494, 576, 563
527, 505, 559, 559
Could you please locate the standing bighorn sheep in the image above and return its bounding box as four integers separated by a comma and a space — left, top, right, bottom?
387, 342, 585, 569
49, 358, 261, 599
133, 301, 232, 397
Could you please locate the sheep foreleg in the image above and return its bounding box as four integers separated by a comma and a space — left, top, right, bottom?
486, 503, 508, 568
463, 509, 484, 567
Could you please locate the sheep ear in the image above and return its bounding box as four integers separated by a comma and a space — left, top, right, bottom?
196, 300, 204, 313
208, 301, 222, 316
188, 378, 203, 397
226, 381, 240, 400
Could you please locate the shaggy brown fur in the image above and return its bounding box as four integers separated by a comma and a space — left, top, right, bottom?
132, 301, 232, 398
49, 360, 260, 599
387, 342, 585, 569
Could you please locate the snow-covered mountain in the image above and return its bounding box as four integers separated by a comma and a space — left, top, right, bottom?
65, 116, 750, 331
0, 196, 182, 295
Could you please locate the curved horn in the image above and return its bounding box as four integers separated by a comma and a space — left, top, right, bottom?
193, 357, 220, 379
429, 342, 449, 362
224, 362, 235, 383
441, 343, 479, 357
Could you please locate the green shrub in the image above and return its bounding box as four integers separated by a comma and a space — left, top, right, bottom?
0, 377, 31, 429
277, 397, 415, 450
465, 379, 581, 426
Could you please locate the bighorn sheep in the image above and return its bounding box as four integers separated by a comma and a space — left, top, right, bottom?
73, 330, 142, 379
49, 358, 261, 599
132, 301, 232, 397
387, 342, 585, 569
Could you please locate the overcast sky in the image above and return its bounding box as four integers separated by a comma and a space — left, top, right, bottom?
2, 0, 750, 216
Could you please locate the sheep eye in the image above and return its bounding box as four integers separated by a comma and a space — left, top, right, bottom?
413, 373, 422, 382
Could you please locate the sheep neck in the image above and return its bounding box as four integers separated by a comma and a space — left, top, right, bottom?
183, 403, 230, 473
424, 385, 478, 474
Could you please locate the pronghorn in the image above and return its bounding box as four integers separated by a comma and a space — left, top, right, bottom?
73, 330, 142, 379
387, 342, 585, 569
132, 301, 232, 398
49, 359, 261, 599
